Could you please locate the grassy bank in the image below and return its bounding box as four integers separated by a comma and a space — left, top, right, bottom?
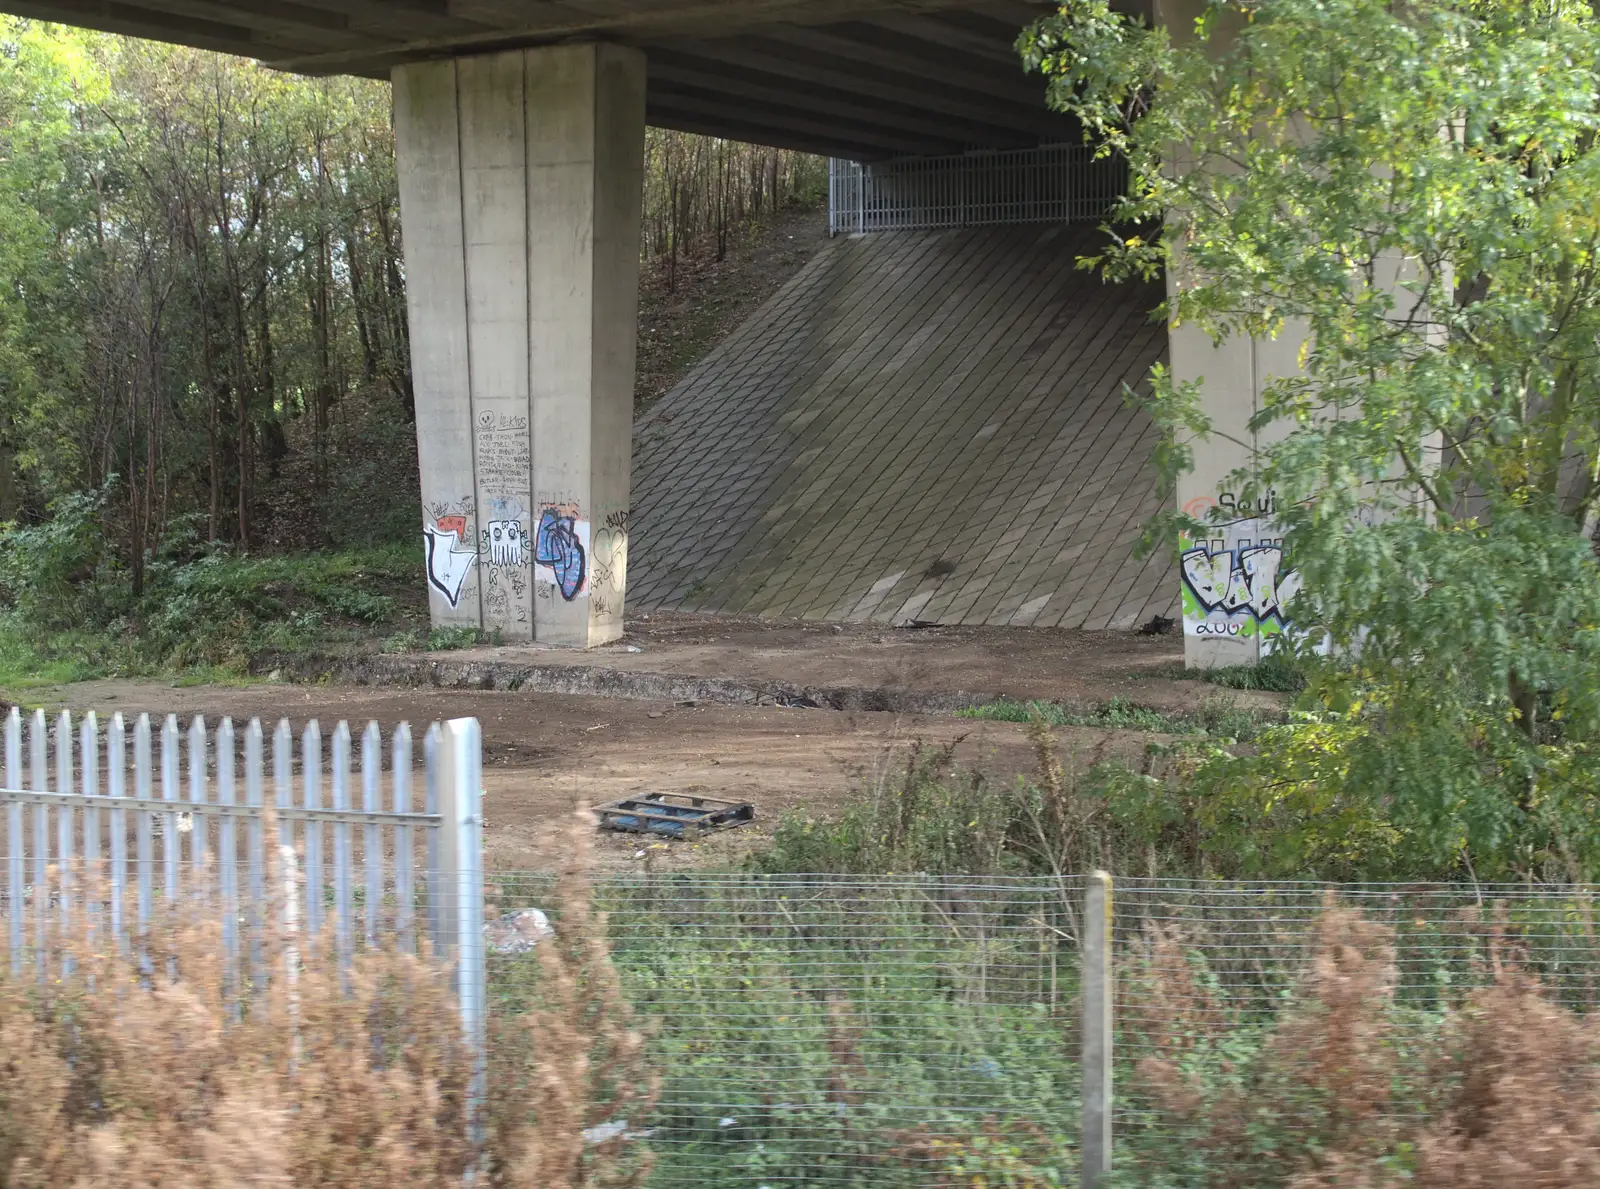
0, 542, 467, 689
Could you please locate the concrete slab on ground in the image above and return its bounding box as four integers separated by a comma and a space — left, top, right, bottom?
258, 611, 1278, 718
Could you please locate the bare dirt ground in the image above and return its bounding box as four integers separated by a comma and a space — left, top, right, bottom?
606, 612, 1199, 704
21, 612, 1278, 875
22, 677, 1161, 875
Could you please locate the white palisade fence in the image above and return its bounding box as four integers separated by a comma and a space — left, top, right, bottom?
0, 708, 485, 1056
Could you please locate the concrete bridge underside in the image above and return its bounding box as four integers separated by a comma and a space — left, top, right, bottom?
5, 0, 1291, 666
0, 0, 1086, 161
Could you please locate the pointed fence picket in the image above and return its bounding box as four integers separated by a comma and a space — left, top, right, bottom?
0, 710, 485, 1067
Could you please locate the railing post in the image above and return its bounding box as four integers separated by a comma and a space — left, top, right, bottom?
435, 717, 486, 1143
857, 160, 865, 235
1082, 871, 1113, 1189
828, 156, 837, 236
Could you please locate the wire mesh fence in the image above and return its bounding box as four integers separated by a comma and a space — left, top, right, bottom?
1113, 878, 1600, 1014
489, 873, 1086, 1188
1108, 878, 1600, 1145
11, 703, 1600, 1187
489, 872, 1600, 1189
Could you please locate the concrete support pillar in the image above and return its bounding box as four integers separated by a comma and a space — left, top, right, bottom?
1155, 0, 1301, 668
394, 44, 646, 647
1170, 318, 1306, 668
1159, 0, 1447, 670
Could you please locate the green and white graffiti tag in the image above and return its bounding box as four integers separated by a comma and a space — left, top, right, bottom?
1179, 517, 1303, 642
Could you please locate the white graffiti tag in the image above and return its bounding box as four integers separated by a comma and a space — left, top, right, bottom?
423, 526, 477, 608
1240, 545, 1300, 621
592, 526, 628, 594
485, 520, 528, 567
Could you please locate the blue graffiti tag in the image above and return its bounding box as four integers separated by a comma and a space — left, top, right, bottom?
535, 508, 587, 601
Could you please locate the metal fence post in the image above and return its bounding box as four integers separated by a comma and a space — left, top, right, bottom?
424, 724, 443, 950
1082, 871, 1113, 1189
6, 708, 22, 973
828, 156, 837, 236
435, 716, 486, 1142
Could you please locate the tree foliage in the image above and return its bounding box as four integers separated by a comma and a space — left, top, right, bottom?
1023, 0, 1600, 878
0, 20, 410, 566
0, 18, 822, 569
641, 128, 824, 291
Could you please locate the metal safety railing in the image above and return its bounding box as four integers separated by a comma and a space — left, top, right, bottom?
828, 143, 1125, 235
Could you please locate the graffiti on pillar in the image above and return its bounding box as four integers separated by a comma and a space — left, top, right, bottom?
1184, 489, 1278, 522
535, 506, 590, 601
476, 414, 531, 491
476, 495, 533, 629
1179, 514, 1303, 642
423, 503, 478, 609
474, 412, 534, 628
592, 532, 626, 594
593, 511, 629, 598
484, 516, 530, 568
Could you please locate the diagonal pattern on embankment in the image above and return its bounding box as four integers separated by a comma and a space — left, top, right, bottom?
628, 224, 1177, 630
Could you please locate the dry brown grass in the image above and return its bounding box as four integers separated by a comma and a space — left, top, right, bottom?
1404, 965, 1600, 1188
0, 896, 475, 1187
484, 811, 659, 1189
1124, 895, 1600, 1189
0, 810, 656, 1188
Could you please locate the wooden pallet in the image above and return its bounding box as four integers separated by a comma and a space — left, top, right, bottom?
593, 792, 755, 839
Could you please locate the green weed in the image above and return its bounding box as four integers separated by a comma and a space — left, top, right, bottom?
0, 532, 427, 688
1200, 653, 1306, 693
1150, 653, 1308, 694
490, 872, 1081, 1189
429, 624, 497, 650
0, 623, 124, 689
383, 624, 501, 653
959, 696, 1272, 741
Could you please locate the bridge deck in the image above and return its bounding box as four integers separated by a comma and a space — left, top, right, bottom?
628, 223, 1178, 631
0, 0, 1076, 160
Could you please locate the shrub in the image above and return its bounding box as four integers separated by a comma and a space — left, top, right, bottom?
1182, 716, 1434, 882
747, 718, 1424, 882
0, 539, 423, 681
0, 484, 119, 627
749, 738, 1024, 875
1402, 968, 1600, 1187
1120, 903, 1424, 1189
